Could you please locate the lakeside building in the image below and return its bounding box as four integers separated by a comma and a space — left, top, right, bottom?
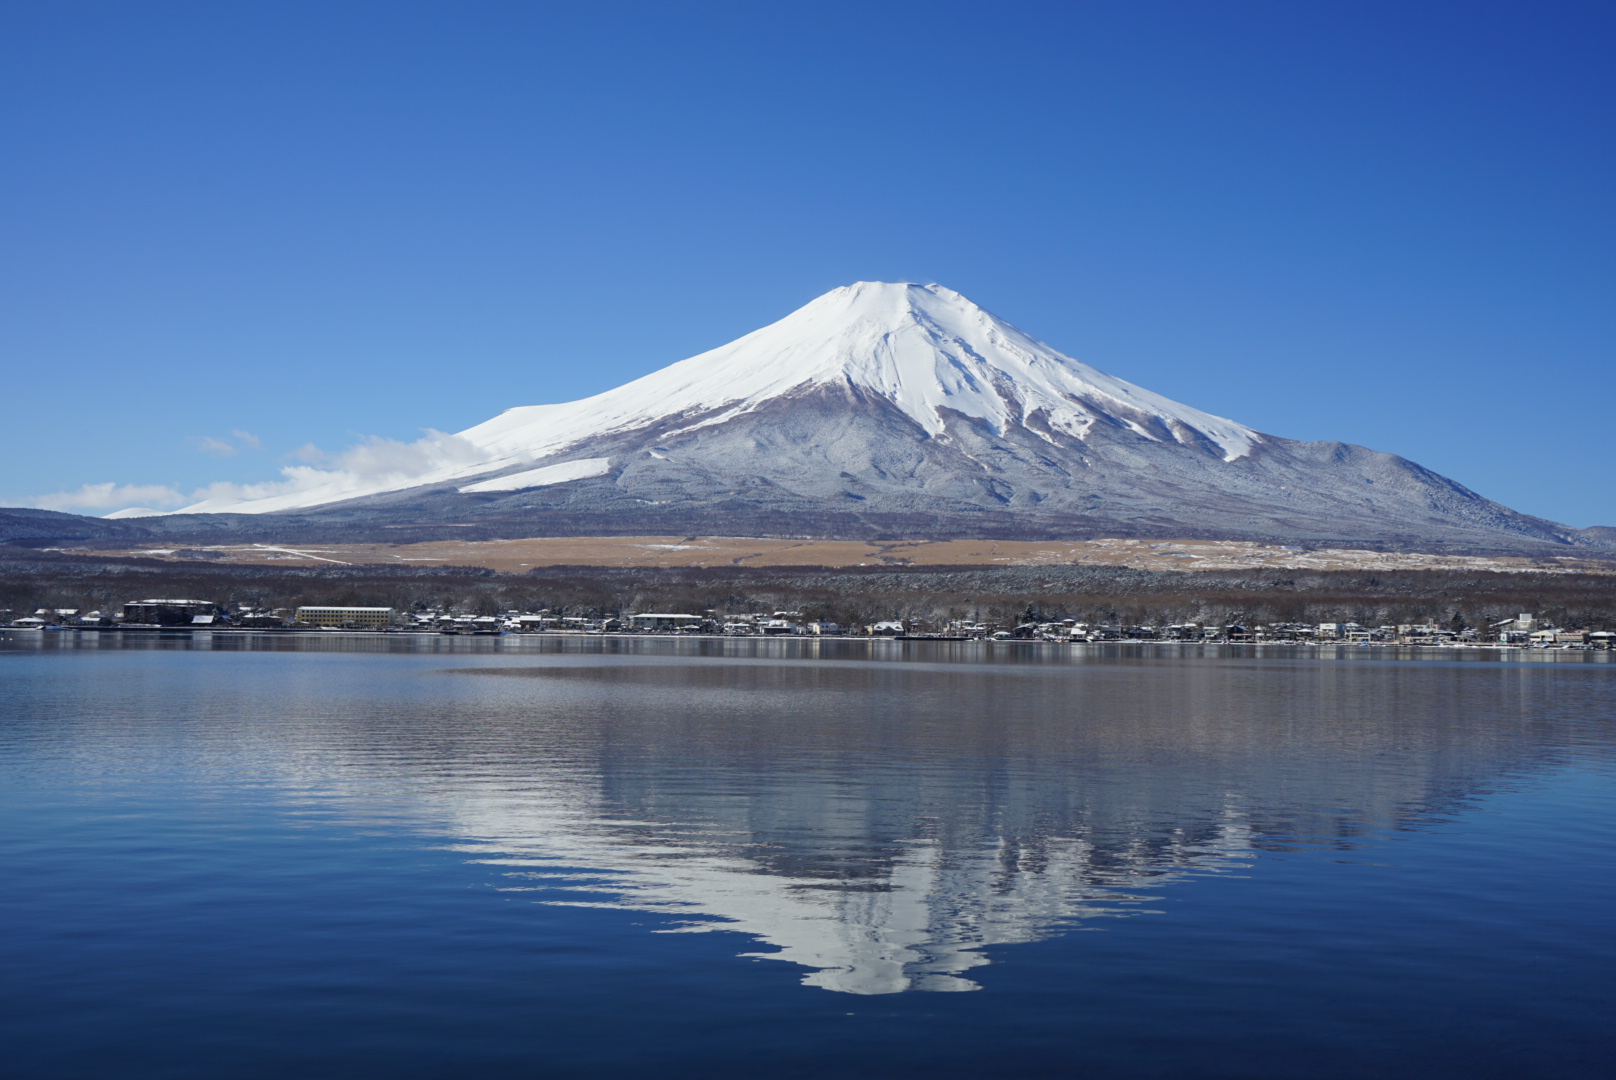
509, 615, 560, 631
1493, 614, 1540, 644
122, 599, 225, 626
630, 613, 704, 632
294, 606, 396, 629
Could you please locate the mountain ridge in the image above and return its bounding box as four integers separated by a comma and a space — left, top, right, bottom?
61, 282, 1616, 554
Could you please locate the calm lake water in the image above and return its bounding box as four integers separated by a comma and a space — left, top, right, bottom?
2, 632, 1613, 1079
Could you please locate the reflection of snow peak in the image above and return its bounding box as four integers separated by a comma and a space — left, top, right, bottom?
444, 787, 1250, 995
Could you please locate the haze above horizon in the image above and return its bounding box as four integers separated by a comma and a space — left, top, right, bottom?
3, 1, 1613, 526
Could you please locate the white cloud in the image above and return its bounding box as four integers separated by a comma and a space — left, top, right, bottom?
30, 483, 188, 514
27, 430, 491, 519
192, 436, 239, 456
177, 430, 488, 514
192, 430, 263, 456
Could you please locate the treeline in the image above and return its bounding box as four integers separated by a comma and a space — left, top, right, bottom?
6, 548, 1616, 630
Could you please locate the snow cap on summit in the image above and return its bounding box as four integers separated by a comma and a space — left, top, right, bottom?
461, 280, 1259, 464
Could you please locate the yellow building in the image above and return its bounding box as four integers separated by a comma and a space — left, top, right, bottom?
295, 606, 395, 629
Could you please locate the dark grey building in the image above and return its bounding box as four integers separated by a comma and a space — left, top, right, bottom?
121, 599, 225, 626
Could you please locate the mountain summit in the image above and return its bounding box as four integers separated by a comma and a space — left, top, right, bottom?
174, 282, 1582, 550
460, 281, 1261, 471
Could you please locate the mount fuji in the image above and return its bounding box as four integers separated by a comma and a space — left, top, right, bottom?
154, 282, 1591, 550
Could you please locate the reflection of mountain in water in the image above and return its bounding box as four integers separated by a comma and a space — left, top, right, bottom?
358, 648, 1608, 994
453, 791, 1248, 995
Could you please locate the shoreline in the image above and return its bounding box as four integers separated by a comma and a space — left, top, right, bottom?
5, 625, 1611, 659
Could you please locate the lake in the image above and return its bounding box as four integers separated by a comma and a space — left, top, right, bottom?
2, 632, 1613, 1078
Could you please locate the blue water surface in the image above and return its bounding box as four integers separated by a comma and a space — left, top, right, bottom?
1, 632, 1612, 1078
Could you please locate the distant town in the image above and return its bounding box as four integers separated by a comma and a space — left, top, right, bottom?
5, 598, 1612, 650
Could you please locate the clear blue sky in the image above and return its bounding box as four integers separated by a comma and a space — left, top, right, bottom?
4, 0, 1613, 526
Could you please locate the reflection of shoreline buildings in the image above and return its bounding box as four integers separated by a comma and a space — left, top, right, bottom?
9, 615, 1615, 650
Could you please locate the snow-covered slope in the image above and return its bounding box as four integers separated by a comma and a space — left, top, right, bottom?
461, 281, 1260, 467
162, 281, 1585, 551
177, 283, 1259, 514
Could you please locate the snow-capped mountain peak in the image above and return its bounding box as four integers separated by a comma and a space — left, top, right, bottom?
463, 281, 1259, 467
139, 281, 1587, 555
176, 282, 1260, 515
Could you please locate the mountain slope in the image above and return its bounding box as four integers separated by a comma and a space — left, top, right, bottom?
162, 282, 1597, 551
